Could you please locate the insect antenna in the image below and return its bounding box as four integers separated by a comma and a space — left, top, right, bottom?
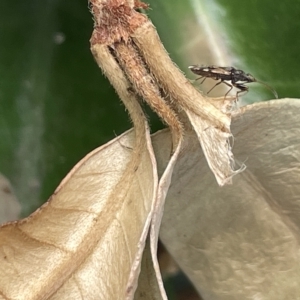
255, 79, 278, 99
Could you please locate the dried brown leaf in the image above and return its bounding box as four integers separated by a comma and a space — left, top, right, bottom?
158, 99, 300, 300
149, 133, 183, 300
0, 129, 157, 300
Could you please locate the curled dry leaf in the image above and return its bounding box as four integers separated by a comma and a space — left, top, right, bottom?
0, 173, 21, 224
149, 133, 183, 300
185, 109, 239, 186
157, 99, 300, 300
0, 130, 157, 300
133, 239, 164, 300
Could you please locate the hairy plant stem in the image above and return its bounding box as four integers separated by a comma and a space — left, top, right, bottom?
89, 0, 231, 154
89, 0, 238, 188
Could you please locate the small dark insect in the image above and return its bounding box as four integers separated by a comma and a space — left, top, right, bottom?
189, 65, 278, 100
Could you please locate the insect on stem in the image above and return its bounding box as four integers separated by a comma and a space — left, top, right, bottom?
189, 65, 278, 100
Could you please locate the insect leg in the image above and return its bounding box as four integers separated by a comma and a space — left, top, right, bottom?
200, 77, 207, 84
233, 83, 248, 101
194, 76, 207, 84
222, 81, 234, 97
207, 80, 223, 94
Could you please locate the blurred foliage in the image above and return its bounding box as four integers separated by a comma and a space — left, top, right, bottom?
1, 0, 133, 215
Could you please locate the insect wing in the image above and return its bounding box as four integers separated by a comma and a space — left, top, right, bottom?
189, 65, 211, 77
190, 66, 232, 82
209, 66, 232, 76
